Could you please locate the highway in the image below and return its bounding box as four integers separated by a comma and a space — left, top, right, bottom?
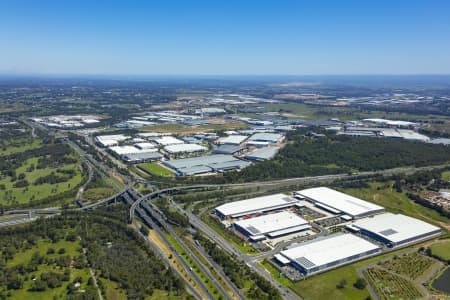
130, 198, 215, 299
139, 198, 233, 300
132, 208, 204, 299
187, 234, 247, 300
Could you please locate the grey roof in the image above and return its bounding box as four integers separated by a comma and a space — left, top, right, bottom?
179, 165, 213, 176
182, 136, 202, 144
163, 154, 250, 175
212, 145, 245, 154
245, 146, 280, 161
124, 152, 163, 162
248, 132, 283, 143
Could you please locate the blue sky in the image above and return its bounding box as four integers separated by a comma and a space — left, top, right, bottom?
0, 0, 449, 75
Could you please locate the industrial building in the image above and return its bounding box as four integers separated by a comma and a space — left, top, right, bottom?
31, 115, 101, 128
338, 127, 429, 142
351, 213, 441, 247
233, 211, 310, 241
153, 136, 185, 146
123, 152, 163, 163
294, 187, 384, 219
96, 134, 130, 147
138, 132, 170, 138
109, 145, 161, 163
162, 154, 250, 176
163, 143, 207, 154
362, 118, 417, 128
248, 132, 284, 144
134, 142, 156, 150
245, 146, 280, 161
212, 145, 246, 155
217, 135, 248, 145
215, 193, 299, 219
275, 234, 381, 275
195, 107, 226, 115
109, 145, 143, 156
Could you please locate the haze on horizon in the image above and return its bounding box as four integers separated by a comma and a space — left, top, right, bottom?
1, 0, 450, 76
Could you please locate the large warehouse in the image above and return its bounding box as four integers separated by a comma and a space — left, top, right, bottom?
245, 146, 280, 161
153, 136, 184, 146
294, 187, 385, 219
215, 193, 299, 219
163, 143, 207, 154
233, 211, 310, 241
351, 213, 441, 247
162, 154, 250, 176
275, 234, 381, 275
217, 135, 248, 145
96, 134, 130, 147
248, 132, 284, 144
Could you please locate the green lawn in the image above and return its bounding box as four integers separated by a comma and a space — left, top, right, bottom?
138, 162, 174, 177
7, 239, 82, 267
262, 102, 434, 122
140, 121, 247, 134
0, 138, 42, 156
341, 181, 450, 227
147, 289, 189, 300
263, 103, 321, 119
259, 260, 292, 287
430, 240, 450, 261
0, 156, 84, 207
81, 187, 116, 202
100, 278, 127, 300
441, 171, 450, 181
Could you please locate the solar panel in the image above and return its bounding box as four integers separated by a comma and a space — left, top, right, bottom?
296, 257, 316, 268
379, 229, 398, 236
246, 226, 261, 234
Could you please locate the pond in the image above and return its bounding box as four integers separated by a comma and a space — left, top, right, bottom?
432, 267, 450, 294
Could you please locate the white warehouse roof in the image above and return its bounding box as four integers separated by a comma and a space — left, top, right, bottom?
217, 135, 248, 145
215, 193, 298, 218
279, 234, 380, 272
352, 213, 441, 246
164, 143, 207, 154
96, 134, 130, 147
134, 142, 156, 150
138, 132, 171, 138
294, 187, 384, 218
363, 118, 417, 127
234, 211, 309, 239
154, 136, 185, 146
110, 145, 142, 155
110, 145, 158, 156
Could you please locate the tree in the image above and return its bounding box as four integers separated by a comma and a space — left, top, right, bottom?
354, 278, 367, 290
336, 278, 347, 289
87, 277, 94, 286
29, 279, 47, 292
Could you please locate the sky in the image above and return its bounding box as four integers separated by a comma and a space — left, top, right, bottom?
0, 0, 450, 76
